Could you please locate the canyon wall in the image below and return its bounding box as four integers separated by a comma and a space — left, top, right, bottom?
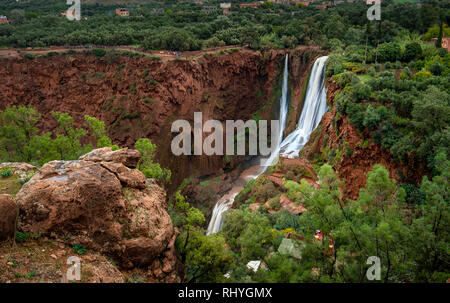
0, 47, 322, 193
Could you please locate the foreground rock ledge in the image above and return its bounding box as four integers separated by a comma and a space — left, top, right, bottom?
15, 148, 182, 282
0, 194, 18, 241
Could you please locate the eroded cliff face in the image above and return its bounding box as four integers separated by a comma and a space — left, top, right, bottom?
0, 47, 322, 196
300, 81, 416, 200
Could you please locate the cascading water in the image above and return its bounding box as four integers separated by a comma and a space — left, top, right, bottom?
279, 56, 328, 157
206, 54, 290, 235
206, 55, 329, 235
259, 54, 290, 170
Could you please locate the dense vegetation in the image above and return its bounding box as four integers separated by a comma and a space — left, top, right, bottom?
0, 106, 171, 184
0, 0, 448, 283
167, 0, 449, 283
0, 0, 448, 51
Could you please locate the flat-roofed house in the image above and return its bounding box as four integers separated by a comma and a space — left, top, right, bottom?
115, 8, 130, 17
0, 15, 9, 24
151, 8, 165, 15
239, 2, 263, 9
202, 6, 218, 14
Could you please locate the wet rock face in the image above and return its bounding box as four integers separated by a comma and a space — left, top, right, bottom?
0, 194, 18, 241
16, 148, 182, 282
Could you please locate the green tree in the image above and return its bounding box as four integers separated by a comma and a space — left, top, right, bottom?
84, 115, 118, 149
222, 209, 273, 261
134, 138, 171, 184
412, 86, 450, 135
172, 191, 234, 282
411, 153, 450, 282
378, 42, 402, 63
0, 105, 40, 162
403, 42, 423, 62
183, 231, 234, 282
51, 111, 90, 160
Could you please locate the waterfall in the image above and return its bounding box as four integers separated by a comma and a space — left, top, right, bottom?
206, 54, 289, 235
206, 55, 328, 235
279, 55, 328, 157
259, 54, 290, 170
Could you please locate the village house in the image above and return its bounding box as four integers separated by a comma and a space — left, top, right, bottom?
432, 37, 450, 52
294, 1, 310, 6
220, 3, 232, 15
115, 8, 130, 17
443, 37, 450, 52
151, 8, 165, 15
239, 2, 263, 9
0, 15, 10, 24
268, 0, 290, 3
202, 6, 218, 14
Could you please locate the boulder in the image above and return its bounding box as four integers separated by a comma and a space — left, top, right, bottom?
0, 194, 18, 241
78, 147, 141, 168
0, 162, 38, 181
15, 148, 182, 282
0, 162, 37, 173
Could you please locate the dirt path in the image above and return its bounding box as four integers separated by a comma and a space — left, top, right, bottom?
0, 45, 245, 62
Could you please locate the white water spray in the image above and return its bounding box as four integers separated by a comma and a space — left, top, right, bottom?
279, 56, 328, 157
206, 55, 329, 235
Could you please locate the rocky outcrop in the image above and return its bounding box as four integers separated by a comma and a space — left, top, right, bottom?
0, 194, 18, 241
15, 148, 182, 282
0, 162, 38, 181
0, 162, 37, 173
79, 147, 141, 168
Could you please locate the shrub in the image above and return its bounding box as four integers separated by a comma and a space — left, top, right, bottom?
143, 97, 155, 105
412, 60, 425, 71
333, 71, 353, 88
326, 54, 344, 77
400, 183, 425, 205
1, 167, 12, 178
375, 89, 396, 105
363, 105, 381, 131
92, 48, 106, 58
413, 70, 432, 81
347, 102, 366, 131
384, 61, 392, 69
373, 63, 381, 72
378, 42, 401, 63
15, 232, 30, 243
429, 62, 445, 76
23, 53, 35, 60
404, 67, 412, 78
403, 42, 422, 62
380, 70, 395, 78
437, 48, 448, 58
367, 66, 376, 77
135, 138, 171, 184
269, 210, 301, 231
267, 196, 281, 211
72, 244, 87, 255
351, 83, 371, 102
